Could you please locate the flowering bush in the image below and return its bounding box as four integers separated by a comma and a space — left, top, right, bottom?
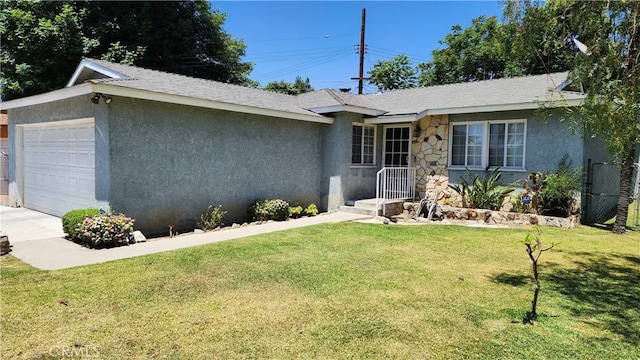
249, 199, 290, 221
76, 214, 135, 248
61, 208, 102, 242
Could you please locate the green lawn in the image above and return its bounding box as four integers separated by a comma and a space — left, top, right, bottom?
1, 223, 638, 359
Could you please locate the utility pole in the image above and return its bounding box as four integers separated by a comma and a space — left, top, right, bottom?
350, 8, 369, 94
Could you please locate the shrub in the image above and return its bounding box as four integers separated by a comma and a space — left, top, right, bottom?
449, 168, 514, 210
76, 213, 135, 248
304, 203, 319, 216
512, 172, 545, 214
289, 206, 303, 218
511, 193, 526, 214
197, 205, 227, 230
538, 157, 581, 217
250, 199, 290, 221
62, 208, 101, 242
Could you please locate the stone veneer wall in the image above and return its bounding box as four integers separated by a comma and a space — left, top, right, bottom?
411, 115, 454, 202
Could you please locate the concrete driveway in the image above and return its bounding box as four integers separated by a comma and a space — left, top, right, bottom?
0, 205, 370, 271
0, 206, 65, 242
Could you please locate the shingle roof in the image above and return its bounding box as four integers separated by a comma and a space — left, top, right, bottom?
296, 89, 385, 114
362, 72, 584, 116
79, 58, 321, 117
71, 58, 584, 119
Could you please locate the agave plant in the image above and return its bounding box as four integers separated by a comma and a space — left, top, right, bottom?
449, 167, 514, 210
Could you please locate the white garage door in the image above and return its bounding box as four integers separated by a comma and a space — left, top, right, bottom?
22, 120, 96, 216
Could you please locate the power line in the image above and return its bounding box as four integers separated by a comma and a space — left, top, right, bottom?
366, 45, 432, 62
246, 46, 356, 62
238, 33, 356, 43
254, 51, 354, 81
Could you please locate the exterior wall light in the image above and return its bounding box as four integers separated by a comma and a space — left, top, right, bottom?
91, 93, 112, 104
413, 125, 422, 138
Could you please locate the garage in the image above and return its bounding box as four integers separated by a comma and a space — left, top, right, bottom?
21, 119, 96, 216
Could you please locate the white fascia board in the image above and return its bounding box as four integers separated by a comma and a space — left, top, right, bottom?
424, 98, 584, 116
92, 83, 334, 124
363, 98, 584, 123
66, 59, 128, 87
363, 109, 430, 124
0, 83, 94, 110
364, 114, 418, 124
308, 104, 386, 117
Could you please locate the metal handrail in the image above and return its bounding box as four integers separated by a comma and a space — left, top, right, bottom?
376, 167, 416, 216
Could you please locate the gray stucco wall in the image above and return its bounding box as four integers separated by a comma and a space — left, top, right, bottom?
343, 120, 381, 201
108, 98, 325, 235
7, 95, 110, 207
320, 112, 379, 210
448, 110, 584, 186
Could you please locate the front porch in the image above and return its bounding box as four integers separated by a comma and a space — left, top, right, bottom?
340, 198, 407, 217
340, 166, 417, 217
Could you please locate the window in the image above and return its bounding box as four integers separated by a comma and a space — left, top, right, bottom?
450, 120, 526, 169
352, 124, 375, 165
384, 126, 410, 166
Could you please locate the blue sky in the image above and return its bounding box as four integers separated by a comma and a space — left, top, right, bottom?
215, 1, 505, 93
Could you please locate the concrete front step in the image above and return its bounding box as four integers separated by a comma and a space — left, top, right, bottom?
340, 199, 408, 217
339, 205, 377, 216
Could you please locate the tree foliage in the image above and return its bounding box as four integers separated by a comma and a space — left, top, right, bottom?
551, 0, 640, 233
263, 76, 314, 95
417, 11, 580, 86
1, 0, 254, 100
419, 16, 513, 86
368, 54, 418, 91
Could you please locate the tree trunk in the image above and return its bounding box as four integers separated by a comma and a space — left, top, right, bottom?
530, 262, 540, 319
613, 145, 637, 234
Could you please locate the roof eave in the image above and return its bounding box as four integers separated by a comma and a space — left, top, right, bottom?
364, 114, 420, 124
425, 98, 584, 115
363, 98, 584, 123
0, 83, 94, 110
307, 104, 386, 117
66, 58, 129, 87
92, 83, 333, 124
0, 83, 333, 124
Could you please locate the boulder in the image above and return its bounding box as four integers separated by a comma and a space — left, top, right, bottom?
132, 230, 146, 243
0, 232, 11, 255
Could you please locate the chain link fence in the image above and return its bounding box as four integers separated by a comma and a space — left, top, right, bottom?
584, 162, 619, 225
584, 161, 640, 229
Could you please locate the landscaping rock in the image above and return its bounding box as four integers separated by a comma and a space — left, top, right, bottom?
1, 232, 11, 255
132, 230, 146, 243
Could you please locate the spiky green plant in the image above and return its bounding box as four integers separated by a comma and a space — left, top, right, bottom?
449, 167, 514, 210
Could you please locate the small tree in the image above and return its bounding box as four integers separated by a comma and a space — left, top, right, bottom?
523, 229, 554, 324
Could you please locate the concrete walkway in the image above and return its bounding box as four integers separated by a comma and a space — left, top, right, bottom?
0, 206, 371, 270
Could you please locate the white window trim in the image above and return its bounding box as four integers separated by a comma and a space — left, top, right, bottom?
351, 122, 377, 167
448, 119, 527, 171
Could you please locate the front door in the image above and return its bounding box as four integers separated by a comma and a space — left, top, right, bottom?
380, 125, 413, 200
383, 125, 410, 167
